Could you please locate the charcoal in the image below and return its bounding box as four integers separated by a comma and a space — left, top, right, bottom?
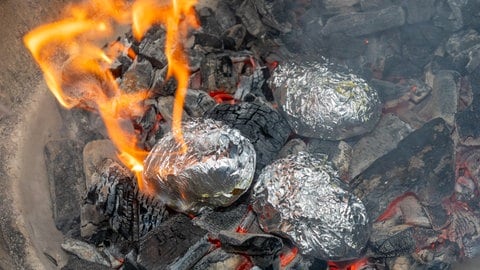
359, 0, 393, 11
196, 7, 224, 36
44, 139, 84, 235
276, 138, 307, 160
193, 32, 223, 50
418, 70, 459, 124
219, 231, 283, 256
119, 57, 153, 93
321, 6, 405, 37
234, 66, 267, 101
82, 159, 168, 242
206, 100, 291, 169
192, 249, 250, 270
168, 236, 216, 270
193, 204, 249, 236
455, 108, 480, 145
109, 55, 133, 78
351, 118, 455, 221
62, 254, 110, 270
61, 238, 121, 268
222, 24, 247, 50
236, 0, 267, 37
323, 0, 360, 13
82, 139, 118, 187
214, 2, 237, 31
369, 226, 416, 258
349, 114, 413, 179
251, 0, 292, 33
136, 214, 208, 269
403, 0, 436, 24
138, 27, 167, 69
184, 89, 216, 118
433, 0, 466, 32
200, 53, 238, 93
445, 29, 480, 72
324, 34, 367, 59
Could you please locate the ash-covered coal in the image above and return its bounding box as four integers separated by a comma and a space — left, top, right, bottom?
252, 152, 369, 260
270, 59, 381, 140
143, 118, 256, 214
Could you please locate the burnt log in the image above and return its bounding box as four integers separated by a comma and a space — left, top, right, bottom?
82, 159, 168, 243
206, 100, 291, 170
351, 118, 455, 222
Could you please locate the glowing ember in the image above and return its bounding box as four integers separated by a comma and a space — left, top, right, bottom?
23, 0, 198, 191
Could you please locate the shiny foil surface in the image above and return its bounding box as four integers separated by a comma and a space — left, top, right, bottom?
252, 152, 370, 260
143, 118, 256, 214
270, 60, 381, 140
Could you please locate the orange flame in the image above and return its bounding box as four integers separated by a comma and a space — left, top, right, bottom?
24, 0, 198, 192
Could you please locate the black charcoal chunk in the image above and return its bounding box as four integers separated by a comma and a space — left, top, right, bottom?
219, 231, 283, 256
206, 100, 291, 170
136, 215, 208, 270
321, 6, 405, 37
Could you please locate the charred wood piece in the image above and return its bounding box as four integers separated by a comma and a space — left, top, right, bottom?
206, 100, 291, 170
82, 159, 167, 242
218, 231, 283, 256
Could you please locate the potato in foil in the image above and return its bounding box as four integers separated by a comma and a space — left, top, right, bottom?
270, 60, 381, 140
143, 118, 256, 214
252, 152, 370, 260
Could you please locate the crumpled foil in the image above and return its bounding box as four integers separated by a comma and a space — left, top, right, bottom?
143, 118, 256, 214
270, 59, 381, 140
252, 152, 370, 260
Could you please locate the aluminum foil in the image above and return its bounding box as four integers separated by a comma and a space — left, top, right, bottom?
270, 59, 381, 140
143, 118, 256, 214
252, 152, 370, 260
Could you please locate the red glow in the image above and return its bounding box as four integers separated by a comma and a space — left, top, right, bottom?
376, 192, 418, 222
209, 90, 235, 104
236, 256, 254, 270
280, 246, 298, 267
328, 258, 368, 270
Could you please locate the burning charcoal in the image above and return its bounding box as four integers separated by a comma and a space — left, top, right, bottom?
270, 59, 381, 140
444, 202, 480, 259
252, 152, 370, 260
251, 0, 292, 34
234, 66, 267, 101
200, 53, 238, 93
82, 159, 168, 242
136, 214, 208, 269
143, 118, 256, 214
138, 27, 167, 69
349, 114, 413, 179
193, 204, 249, 235
351, 118, 455, 221
184, 89, 216, 118
119, 57, 153, 93
219, 231, 283, 256
433, 0, 465, 32
321, 6, 405, 37
192, 249, 251, 270
369, 226, 416, 258
307, 140, 352, 181
206, 100, 291, 170
44, 139, 84, 235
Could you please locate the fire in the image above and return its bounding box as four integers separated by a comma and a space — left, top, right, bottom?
24, 0, 198, 191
